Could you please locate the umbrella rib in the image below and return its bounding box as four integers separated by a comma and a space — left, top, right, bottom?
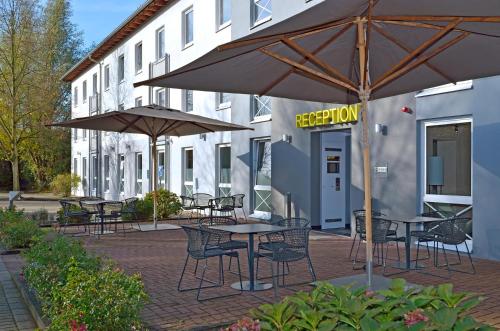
140, 117, 155, 136
372, 15, 500, 23
190, 122, 215, 133
113, 115, 150, 136
157, 120, 171, 136
372, 18, 462, 88
159, 121, 183, 136
280, 37, 355, 88
372, 32, 470, 92
260, 48, 358, 92
118, 115, 142, 133
258, 23, 354, 96
372, 24, 456, 84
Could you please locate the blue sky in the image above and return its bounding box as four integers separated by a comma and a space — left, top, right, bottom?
71, 0, 145, 48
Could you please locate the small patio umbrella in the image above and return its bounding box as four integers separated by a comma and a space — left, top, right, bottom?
134, 1, 500, 287
49, 105, 252, 229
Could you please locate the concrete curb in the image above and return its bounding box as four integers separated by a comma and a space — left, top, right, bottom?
10, 272, 46, 330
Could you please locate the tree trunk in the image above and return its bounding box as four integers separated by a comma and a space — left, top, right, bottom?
11, 153, 20, 191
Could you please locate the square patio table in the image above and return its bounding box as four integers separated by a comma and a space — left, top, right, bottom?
81, 199, 121, 235
209, 223, 286, 291
393, 216, 442, 270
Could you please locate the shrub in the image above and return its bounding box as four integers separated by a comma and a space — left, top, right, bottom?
48, 261, 148, 331
50, 173, 80, 197
121, 198, 154, 221
56, 203, 84, 225
228, 279, 494, 331
144, 189, 182, 219
0, 207, 25, 227
30, 209, 49, 225
1, 219, 43, 249
23, 235, 101, 304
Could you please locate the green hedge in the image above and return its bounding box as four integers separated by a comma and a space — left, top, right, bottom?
144, 189, 182, 219
224, 279, 494, 331
0, 207, 43, 249
23, 235, 148, 330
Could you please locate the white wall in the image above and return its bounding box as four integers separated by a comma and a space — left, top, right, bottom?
71, 0, 232, 199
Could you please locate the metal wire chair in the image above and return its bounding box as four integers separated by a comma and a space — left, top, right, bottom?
412, 211, 449, 264
257, 227, 316, 299
178, 226, 243, 301
180, 195, 196, 219
193, 193, 213, 217
210, 197, 236, 217
432, 217, 475, 275
349, 209, 384, 260
232, 194, 247, 222
102, 201, 125, 234
59, 200, 90, 235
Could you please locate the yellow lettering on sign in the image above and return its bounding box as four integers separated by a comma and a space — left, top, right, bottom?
302, 113, 309, 127
322, 110, 330, 125
315, 111, 323, 126
296, 114, 302, 128
295, 104, 360, 129
309, 112, 316, 126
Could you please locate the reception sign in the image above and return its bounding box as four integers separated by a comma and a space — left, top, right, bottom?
296, 104, 360, 128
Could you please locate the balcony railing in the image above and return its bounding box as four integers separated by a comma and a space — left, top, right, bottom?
149, 54, 170, 79
89, 93, 100, 114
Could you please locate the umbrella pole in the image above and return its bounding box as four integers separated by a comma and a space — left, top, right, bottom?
360, 92, 373, 289
152, 136, 158, 229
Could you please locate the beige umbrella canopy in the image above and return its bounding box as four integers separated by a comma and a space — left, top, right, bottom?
49, 104, 252, 229
135, 0, 500, 287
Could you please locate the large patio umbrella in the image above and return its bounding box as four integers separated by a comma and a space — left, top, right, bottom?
49, 105, 251, 229
134, 0, 500, 287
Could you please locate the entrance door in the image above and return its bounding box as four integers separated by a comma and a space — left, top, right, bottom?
321, 133, 346, 229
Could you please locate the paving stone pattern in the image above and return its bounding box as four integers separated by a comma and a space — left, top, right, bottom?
0, 259, 36, 331
76, 223, 500, 331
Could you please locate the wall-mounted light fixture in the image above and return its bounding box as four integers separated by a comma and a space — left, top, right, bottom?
199, 133, 207, 141
282, 134, 292, 144
125, 144, 131, 150
374, 124, 387, 136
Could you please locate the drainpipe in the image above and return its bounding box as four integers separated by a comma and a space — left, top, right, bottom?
88, 55, 103, 197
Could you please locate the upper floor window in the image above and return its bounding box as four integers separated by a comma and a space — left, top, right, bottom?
92, 73, 98, 94
82, 80, 87, 103
73, 87, 78, 106
183, 90, 193, 112
104, 65, 110, 90
118, 103, 125, 111
252, 0, 272, 25
216, 92, 231, 109
217, 0, 231, 29
251, 95, 272, 121
183, 6, 194, 48
135, 97, 143, 107
118, 54, 125, 82
135, 42, 142, 73
156, 27, 165, 60
156, 89, 166, 107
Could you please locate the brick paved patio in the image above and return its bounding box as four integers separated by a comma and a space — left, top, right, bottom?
75, 224, 500, 331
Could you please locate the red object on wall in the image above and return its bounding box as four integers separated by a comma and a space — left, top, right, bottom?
401, 106, 413, 114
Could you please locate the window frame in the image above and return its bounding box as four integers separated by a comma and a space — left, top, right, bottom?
73, 86, 78, 107
82, 80, 87, 103
216, 144, 231, 197
118, 154, 125, 194
182, 148, 194, 196
421, 117, 473, 206
251, 0, 272, 27
182, 6, 194, 48
250, 95, 272, 122
216, 0, 231, 30
155, 88, 166, 107
156, 26, 165, 60
135, 41, 143, 74
104, 155, 110, 193
135, 152, 143, 196
216, 92, 231, 110
252, 138, 272, 218
135, 97, 143, 107
183, 89, 193, 112
82, 157, 87, 190
118, 54, 125, 83
104, 65, 110, 90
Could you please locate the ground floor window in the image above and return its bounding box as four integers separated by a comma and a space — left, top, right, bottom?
135, 153, 143, 196
183, 148, 193, 196
253, 138, 271, 215
82, 157, 87, 191
157, 148, 167, 190
104, 155, 110, 192
217, 144, 231, 197
118, 154, 125, 194
73, 158, 78, 177
92, 156, 98, 195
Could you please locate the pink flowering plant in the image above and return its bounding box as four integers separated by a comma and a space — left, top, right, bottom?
230, 279, 494, 330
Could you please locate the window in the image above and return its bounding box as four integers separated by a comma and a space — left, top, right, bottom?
92, 73, 98, 95
73, 128, 78, 141
216, 92, 231, 109
82, 157, 87, 190
73, 87, 78, 106
217, 145, 231, 197
135, 97, 142, 107
83, 128, 87, 140
156, 27, 165, 60
252, 0, 272, 25
104, 155, 110, 192
183, 7, 194, 47
82, 80, 87, 103
73, 158, 78, 176
424, 120, 471, 199
183, 90, 193, 112
118, 54, 125, 82
92, 156, 98, 193
158, 150, 167, 189
135, 42, 142, 73
217, 0, 231, 28
104, 65, 110, 90
135, 153, 143, 195
183, 148, 193, 196
118, 154, 125, 194
118, 103, 125, 111
156, 89, 166, 107
251, 95, 272, 120
253, 138, 271, 215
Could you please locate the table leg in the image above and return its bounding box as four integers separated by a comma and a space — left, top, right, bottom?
248, 233, 255, 291
405, 222, 411, 269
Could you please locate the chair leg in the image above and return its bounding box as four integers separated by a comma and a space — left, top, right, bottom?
242, 208, 247, 223
307, 254, 316, 282
352, 237, 363, 269
348, 233, 358, 260
441, 243, 452, 278
177, 254, 190, 291
465, 241, 476, 274
196, 260, 209, 301
455, 245, 462, 265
